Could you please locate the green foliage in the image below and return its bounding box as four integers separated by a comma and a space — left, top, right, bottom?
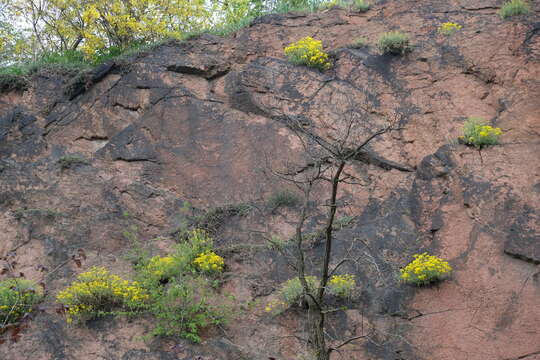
266, 274, 357, 313
140, 255, 181, 285
272, 0, 328, 13
334, 215, 355, 229
352, 0, 370, 12
0, 73, 28, 93
0, 279, 43, 326
499, 0, 530, 19
1, 0, 335, 82
327, 274, 356, 298
460, 117, 503, 148
267, 234, 293, 250
172, 229, 215, 271
123, 225, 152, 266
135, 229, 231, 342
377, 31, 411, 55
350, 37, 368, 49
57, 229, 231, 342
265, 277, 311, 313
56, 267, 149, 323
400, 252, 452, 286
322, 0, 369, 11
147, 278, 231, 343
284, 36, 332, 71
267, 190, 301, 211
278, 276, 318, 306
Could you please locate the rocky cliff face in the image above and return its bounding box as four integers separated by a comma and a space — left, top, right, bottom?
1, 1, 539, 359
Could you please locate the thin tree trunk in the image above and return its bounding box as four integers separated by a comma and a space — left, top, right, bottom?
308, 160, 346, 359
318, 160, 346, 301
308, 301, 329, 360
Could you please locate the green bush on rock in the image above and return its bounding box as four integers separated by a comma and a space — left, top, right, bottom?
499, 0, 530, 19
377, 31, 411, 55
0, 279, 43, 326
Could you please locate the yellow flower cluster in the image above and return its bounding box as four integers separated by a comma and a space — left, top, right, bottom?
328, 274, 356, 298
284, 37, 332, 71
264, 299, 288, 314
145, 255, 177, 279
56, 267, 149, 323
461, 117, 503, 147
439, 22, 462, 35
400, 253, 452, 286
193, 251, 224, 273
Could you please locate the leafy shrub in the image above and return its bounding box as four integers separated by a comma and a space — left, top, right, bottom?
377, 31, 411, 55
136, 229, 217, 286
327, 274, 356, 297
499, 0, 530, 19
147, 278, 230, 343
459, 117, 503, 148
400, 253, 452, 286
142, 255, 181, 284
56, 267, 149, 323
334, 215, 355, 229
265, 276, 318, 313
265, 274, 356, 313
193, 251, 225, 273
438, 22, 462, 36
0, 279, 43, 326
133, 229, 231, 342
350, 37, 368, 49
352, 0, 370, 11
279, 276, 318, 305
0, 74, 28, 94
172, 229, 214, 271
284, 37, 332, 71
267, 190, 301, 211
323, 0, 369, 11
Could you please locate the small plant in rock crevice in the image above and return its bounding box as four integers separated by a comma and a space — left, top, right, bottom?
0, 279, 43, 327
327, 274, 356, 298
265, 276, 318, 314
499, 0, 530, 19
377, 31, 411, 55
266, 189, 301, 212
459, 117, 503, 148
438, 22, 462, 36
350, 37, 368, 49
400, 253, 452, 286
284, 37, 332, 71
265, 274, 357, 313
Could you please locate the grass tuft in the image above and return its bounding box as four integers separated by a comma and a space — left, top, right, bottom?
377, 31, 411, 55
499, 0, 530, 19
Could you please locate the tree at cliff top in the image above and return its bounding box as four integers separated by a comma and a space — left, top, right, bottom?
0, 0, 307, 62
